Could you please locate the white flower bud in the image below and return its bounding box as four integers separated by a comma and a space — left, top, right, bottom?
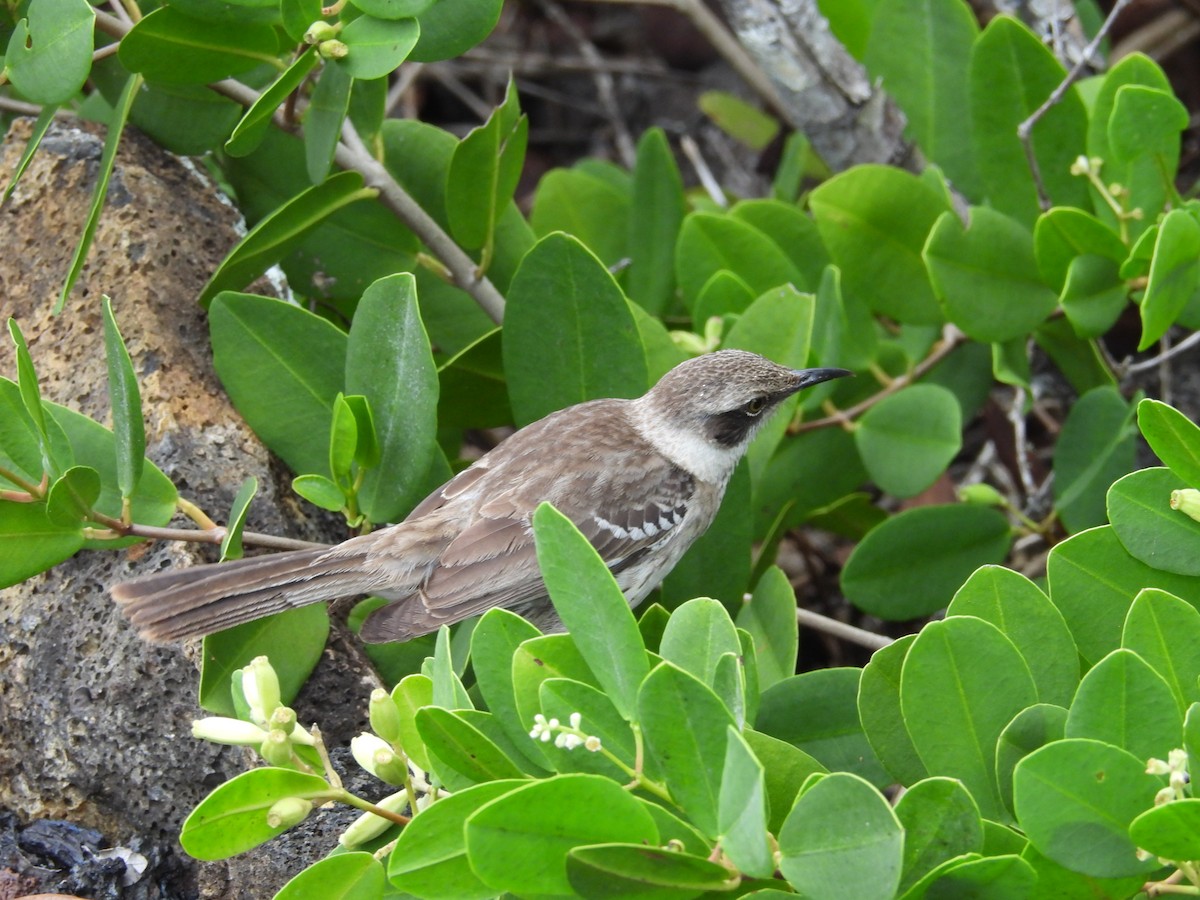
351, 733, 392, 777
242, 657, 281, 725
267, 797, 313, 829
338, 791, 409, 847
369, 689, 403, 745
192, 717, 268, 746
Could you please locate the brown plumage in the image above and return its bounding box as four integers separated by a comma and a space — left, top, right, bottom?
111, 351, 850, 643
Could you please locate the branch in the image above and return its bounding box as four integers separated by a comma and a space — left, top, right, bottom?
93, 10, 506, 324
1016, 0, 1132, 211
797, 607, 891, 651
88, 509, 331, 551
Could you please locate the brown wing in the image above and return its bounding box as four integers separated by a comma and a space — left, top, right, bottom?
358, 413, 697, 641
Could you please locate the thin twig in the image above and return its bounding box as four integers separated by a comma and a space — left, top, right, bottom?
793, 324, 967, 434
680, 135, 726, 207
1016, 0, 1131, 211
88, 511, 330, 551
538, 0, 636, 168
1122, 328, 1200, 375
797, 608, 891, 651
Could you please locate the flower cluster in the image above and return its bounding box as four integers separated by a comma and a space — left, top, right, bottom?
529, 712, 602, 752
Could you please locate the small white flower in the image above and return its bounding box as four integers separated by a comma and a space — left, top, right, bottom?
351, 732, 392, 777
584, 735, 602, 752
1147, 757, 1171, 776
555, 732, 584, 750
569, 712, 582, 730
529, 713, 550, 740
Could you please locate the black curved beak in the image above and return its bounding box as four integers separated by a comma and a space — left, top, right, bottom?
793, 367, 854, 391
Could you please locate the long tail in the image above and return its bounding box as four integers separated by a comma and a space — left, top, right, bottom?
111, 547, 380, 643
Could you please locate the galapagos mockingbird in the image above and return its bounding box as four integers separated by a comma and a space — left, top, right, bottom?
112, 349, 851, 643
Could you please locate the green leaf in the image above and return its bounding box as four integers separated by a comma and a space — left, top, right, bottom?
1013, 739, 1162, 878
894, 777, 984, 894
627, 128, 686, 316
1109, 467, 1200, 575
469, 609, 548, 771
901, 616, 1039, 821
778, 772, 904, 900
735, 565, 798, 691
209, 293, 347, 477
1048, 524, 1200, 666
1059, 254, 1128, 338
408, 0, 502, 62
1065, 648, 1182, 764
7, 320, 53, 475
5, 0, 94, 104
388, 780, 527, 900
416, 707, 527, 784
225, 48, 319, 158
218, 477, 257, 562
1139, 398, 1200, 486
675, 212, 807, 310
344, 274, 438, 523
180, 767, 333, 859
659, 597, 741, 691
118, 8, 279, 85
1033, 207, 1126, 291
968, 15, 1089, 226
758, 668, 889, 787
197, 604, 329, 715
531, 504, 649, 721
717, 727, 773, 878
101, 297, 144, 500
200, 172, 376, 306
809, 165, 947, 324
503, 232, 648, 425
566, 843, 737, 897
306, 61, 353, 185
1139, 208, 1200, 350
58, 74, 141, 314
693, 270, 756, 323
464, 774, 658, 896
863, 0, 980, 197
638, 661, 737, 838
1109, 84, 1187, 194
1, 105, 59, 206
349, 0, 433, 18
1123, 587, 1200, 713
858, 634, 928, 787
530, 167, 630, 269
511, 635, 598, 751
699, 90, 779, 149
275, 852, 384, 899
743, 729, 827, 834
1054, 386, 1137, 535
907, 853, 1036, 899
1129, 798, 1200, 863
538, 677, 636, 780
447, 78, 527, 252
335, 16, 420, 80
292, 474, 345, 512
924, 207, 1058, 342
0, 500, 84, 587
731, 200, 831, 292
392, 673, 434, 771
995, 703, 1068, 817
948, 566, 1078, 707
842, 505, 1013, 619
853, 384, 961, 498
45, 466, 101, 528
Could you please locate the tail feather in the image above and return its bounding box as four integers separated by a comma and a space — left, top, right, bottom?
111, 548, 380, 643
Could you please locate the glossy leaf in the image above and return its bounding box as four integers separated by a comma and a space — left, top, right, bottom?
901, 616, 1038, 821
735, 565, 798, 691
1034, 207, 1126, 291
0, 500, 84, 588
1138, 398, 1200, 486
809, 165, 947, 324
566, 843, 736, 897
531, 503, 649, 721
388, 780, 526, 900
464, 774, 658, 896
894, 777, 984, 894
503, 232, 647, 425
1054, 386, 1137, 534
1065, 648, 1182, 764
675, 212, 806, 309
392, 674, 433, 771
209, 293, 347, 478
854, 384, 961, 498
1, 105, 58, 206
1122, 587, 1200, 712
842, 504, 1012, 619
638, 661, 736, 838
538, 677, 635, 780
416, 707, 526, 785
345, 274, 438, 524
924, 206, 1058, 342
947, 565, 1078, 707
778, 772, 903, 900
758, 668, 889, 787
5, 0, 94, 104
45, 466, 101, 528
1059, 254, 1128, 338
275, 852, 384, 899
197, 605, 329, 716
1109, 467, 1200, 575
627, 128, 686, 315
716, 727, 773, 878
101, 297, 144, 500
409, 0, 502, 62
1139, 208, 1200, 350
305, 61, 353, 184
469, 609, 548, 772
180, 768, 333, 860
1048, 524, 1200, 666
968, 15, 1089, 225
995, 703, 1068, 817
730, 200, 831, 290
743, 729, 827, 834
226, 49, 319, 157
336, 16, 420, 80
1013, 739, 1162, 878
200, 172, 376, 306
218, 477, 257, 562
530, 166, 630, 268
119, 8, 279, 84
1130, 798, 1200, 863
659, 597, 741, 692
857, 634, 927, 786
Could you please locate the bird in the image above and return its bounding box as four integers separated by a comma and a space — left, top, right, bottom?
112, 350, 851, 644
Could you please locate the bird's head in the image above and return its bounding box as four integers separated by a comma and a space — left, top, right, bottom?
631, 350, 852, 483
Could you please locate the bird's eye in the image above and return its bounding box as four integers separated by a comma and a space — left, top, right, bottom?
745, 397, 766, 416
